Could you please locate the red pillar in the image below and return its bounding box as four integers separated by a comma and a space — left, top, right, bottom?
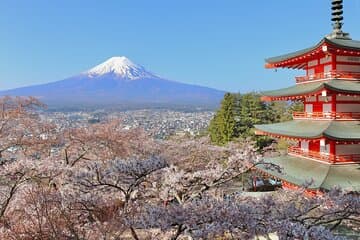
331, 54, 337, 72
332, 94, 336, 112
330, 140, 336, 163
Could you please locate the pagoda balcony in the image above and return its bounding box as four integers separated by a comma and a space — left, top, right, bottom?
288, 146, 360, 164
295, 71, 360, 84
292, 111, 360, 120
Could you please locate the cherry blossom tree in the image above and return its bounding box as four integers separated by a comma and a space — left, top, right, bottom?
59, 119, 159, 165
0, 97, 56, 222
133, 188, 358, 239
0, 96, 358, 240
65, 156, 168, 239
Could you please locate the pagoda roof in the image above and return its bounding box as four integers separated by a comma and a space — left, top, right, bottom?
256, 155, 360, 191
254, 120, 360, 140
265, 37, 360, 69
261, 80, 360, 100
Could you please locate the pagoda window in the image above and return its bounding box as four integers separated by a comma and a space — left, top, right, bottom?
336, 55, 360, 64
323, 103, 331, 112
336, 103, 360, 112
336, 144, 360, 155
308, 60, 318, 67
336, 95, 360, 101
300, 140, 309, 152
320, 56, 331, 64
307, 68, 315, 77
323, 103, 332, 118
320, 139, 330, 155
305, 104, 313, 114
305, 96, 316, 102
318, 96, 332, 102
336, 64, 360, 73
324, 64, 332, 77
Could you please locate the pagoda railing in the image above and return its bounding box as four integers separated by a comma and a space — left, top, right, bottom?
288, 146, 360, 164
296, 71, 360, 83
293, 111, 360, 120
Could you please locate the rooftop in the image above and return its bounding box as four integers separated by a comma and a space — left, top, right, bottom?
265, 38, 360, 69
260, 80, 360, 100
256, 155, 360, 191
255, 120, 360, 140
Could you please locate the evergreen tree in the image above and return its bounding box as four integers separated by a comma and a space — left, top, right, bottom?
209, 114, 222, 144
234, 93, 268, 137
209, 93, 236, 145
267, 100, 304, 123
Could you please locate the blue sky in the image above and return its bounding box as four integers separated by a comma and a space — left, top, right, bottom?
1, 0, 359, 92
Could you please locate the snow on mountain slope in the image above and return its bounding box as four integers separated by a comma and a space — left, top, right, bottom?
86, 56, 156, 79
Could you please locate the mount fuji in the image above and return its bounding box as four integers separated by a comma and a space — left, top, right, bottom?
1, 57, 225, 109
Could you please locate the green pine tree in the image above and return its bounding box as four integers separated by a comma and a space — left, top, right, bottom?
234, 92, 268, 136
209, 93, 236, 145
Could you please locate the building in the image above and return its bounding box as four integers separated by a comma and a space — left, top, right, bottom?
255, 0, 360, 193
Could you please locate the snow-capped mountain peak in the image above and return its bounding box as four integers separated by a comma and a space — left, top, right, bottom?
86, 56, 155, 79
0, 56, 225, 107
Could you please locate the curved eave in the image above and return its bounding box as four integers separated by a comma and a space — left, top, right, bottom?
256, 156, 360, 191
255, 120, 329, 140
324, 121, 360, 141
325, 80, 360, 94
265, 38, 360, 69
254, 120, 360, 141
265, 39, 326, 69
260, 80, 360, 101
329, 38, 360, 51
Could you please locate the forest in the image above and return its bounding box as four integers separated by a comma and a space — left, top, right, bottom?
0, 96, 359, 239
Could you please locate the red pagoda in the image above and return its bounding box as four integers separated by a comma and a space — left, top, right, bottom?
255, 0, 360, 193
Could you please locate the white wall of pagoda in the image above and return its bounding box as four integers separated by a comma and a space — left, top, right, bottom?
306, 57, 333, 76
336, 64, 360, 72
292, 139, 359, 163
302, 93, 360, 114
336, 103, 360, 112
304, 54, 360, 78
336, 144, 360, 155
337, 95, 360, 101
336, 55, 360, 73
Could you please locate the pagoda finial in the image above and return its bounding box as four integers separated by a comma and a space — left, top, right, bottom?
331, 0, 344, 32
327, 0, 351, 39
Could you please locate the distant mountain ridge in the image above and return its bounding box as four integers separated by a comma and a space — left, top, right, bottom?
0, 56, 225, 109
